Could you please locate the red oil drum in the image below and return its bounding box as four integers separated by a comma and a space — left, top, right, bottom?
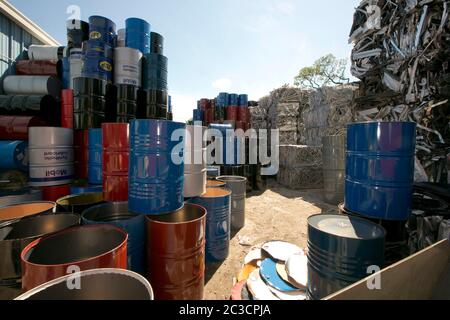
21, 225, 128, 292
41, 185, 71, 202
15, 60, 59, 77
237, 107, 248, 123
146, 204, 206, 300
204, 106, 214, 125
61, 89, 74, 129
74, 130, 89, 180
199, 99, 210, 112
226, 106, 238, 121
102, 123, 129, 202
0, 116, 46, 140
235, 121, 245, 131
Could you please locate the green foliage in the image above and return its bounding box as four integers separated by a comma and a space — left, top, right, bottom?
294, 54, 349, 89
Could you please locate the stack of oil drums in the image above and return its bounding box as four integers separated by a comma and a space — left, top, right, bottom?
308, 121, 417, 300
342, 121, 416, 265
140, 32, 168, 120
0, 13, 198, 301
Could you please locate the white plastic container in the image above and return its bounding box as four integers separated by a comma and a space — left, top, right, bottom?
3, 76, 61, 97
28, 45, 64, 61
114, 47, 143, 86
28, 127, 74, 187
117, 29, 126, 47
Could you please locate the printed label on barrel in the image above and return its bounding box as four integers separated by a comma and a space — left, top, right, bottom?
90, 31, 102, 40
100, 61, 112, 72
29, 165, 74, 185
29, 149, 74, 165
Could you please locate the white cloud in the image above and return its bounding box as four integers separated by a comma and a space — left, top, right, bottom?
212, 78, 233, 91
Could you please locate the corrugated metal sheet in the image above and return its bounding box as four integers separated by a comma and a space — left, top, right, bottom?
0, 12, 42, 93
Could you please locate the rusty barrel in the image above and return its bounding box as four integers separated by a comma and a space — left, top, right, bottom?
82, 202, 145, 275
56, 192, 104, 215
103, 123, 129, 202
21, 224, 128, 292
189, 188, 231, 263
217, 176, 247, 231
16, 268, 153, 300
0, 214, 80, 299
206, 180, 226, 189
146, 203, 206, 300
0, 202, 55, 223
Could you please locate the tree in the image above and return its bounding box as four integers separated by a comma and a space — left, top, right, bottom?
294, 54, 349, 89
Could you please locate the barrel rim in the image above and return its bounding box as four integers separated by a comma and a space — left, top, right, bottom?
0, 213, 80, 243
81, 201, 137, 222
308, 213, 387, 241
348, 121, 417, 126
0, 201, 56, 223
20, 224, 128, 267
130, 119, 186, 128
146, 203, 207, 226
217, 176, 248, 183
198, 187, 232, 199
56, 192, 103, 206
15, 268, 153, 300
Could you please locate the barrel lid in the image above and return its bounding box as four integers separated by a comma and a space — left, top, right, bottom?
259, 259, 298, 292
308, 214, 386, 240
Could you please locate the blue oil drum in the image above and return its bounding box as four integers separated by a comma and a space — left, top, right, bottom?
129, 120, 186, 215
345, 122, 417, 221
82, 40, 113, 59
70, 184, 103, 195
209, 124, 243, 165
217, 93, 229, 108
62, 57, 70, 89
168, 96, 172, 113
0, 141, 28, 172
307, 214, 386, 300
142, 53, 168, 91
88, 129, 102, 185
81, 56, 113, 83
193, 109, 203, 122
82, 202, 146, 275
189, 187, 232, 263
228, 94, 239, 106
88, 15, 116, 47
238, 94, 248, 107
125, 18, 151, 54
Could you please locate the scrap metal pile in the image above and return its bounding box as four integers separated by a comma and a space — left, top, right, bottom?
250, 85, 357, 189
349, 0, 450, 182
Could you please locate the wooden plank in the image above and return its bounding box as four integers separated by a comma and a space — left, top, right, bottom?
327, 240, 450, 300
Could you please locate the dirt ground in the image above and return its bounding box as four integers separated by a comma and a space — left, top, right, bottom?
204, 181, 340, 300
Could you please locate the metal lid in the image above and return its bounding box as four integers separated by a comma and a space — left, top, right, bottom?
308, 214, 386, 240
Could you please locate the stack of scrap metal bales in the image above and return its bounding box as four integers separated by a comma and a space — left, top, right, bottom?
251, 85, 358, 189
349, 0, 450, 253
349, 0, 450, 183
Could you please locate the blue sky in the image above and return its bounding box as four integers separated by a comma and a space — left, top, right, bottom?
10, 0, 360, 121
